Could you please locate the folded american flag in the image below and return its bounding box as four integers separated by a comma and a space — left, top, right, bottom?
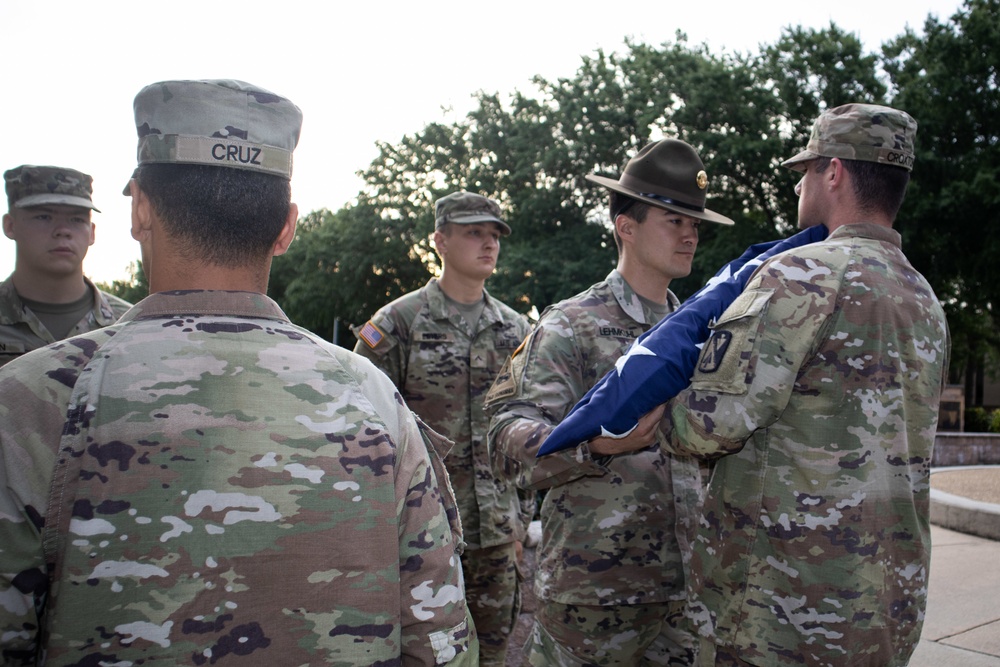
537, 225, 829, 457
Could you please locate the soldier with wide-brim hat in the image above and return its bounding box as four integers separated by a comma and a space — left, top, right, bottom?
586, 138, 735, 226
486, 136, 734, 666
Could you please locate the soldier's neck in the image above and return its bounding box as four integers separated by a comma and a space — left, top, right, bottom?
437, 271, 486, 305
617, 262, 670, 306
10, 266, 89, 304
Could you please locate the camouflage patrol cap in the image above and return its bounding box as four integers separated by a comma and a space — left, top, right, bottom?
5, 164, 100, 212
435, 191, 511, 236
131, 79, 303, 179
782, 103, 917, 172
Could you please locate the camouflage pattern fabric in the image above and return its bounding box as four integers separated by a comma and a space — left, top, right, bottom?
668, 223, 950, 666
781, 103, 916, 172
460, 541, 518, 666
525, 600, 696, 666
132, 79, 301, 178
0, 275, 131, 368
4, 165, 100, 211
0, 290, 476, 666
353, 278, 530, 665
486, 270, 703, 647
434, 191, 511, 235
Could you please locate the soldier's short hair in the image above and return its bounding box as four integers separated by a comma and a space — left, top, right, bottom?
135, 163, 291, 267
812, 156, 910, 220
609, 192, 652, 254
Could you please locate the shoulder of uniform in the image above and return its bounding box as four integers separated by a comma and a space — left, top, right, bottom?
353, 291, 427, 350
100, 291, 134, 314
489, 300, 531, 332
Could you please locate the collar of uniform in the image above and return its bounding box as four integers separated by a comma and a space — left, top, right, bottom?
828, 222, 902, 249
606, 270, 679, 326
424, 278, 501, 326
84, 277, 117, 326
0, 276, 22, 324
121, 290, 291, 323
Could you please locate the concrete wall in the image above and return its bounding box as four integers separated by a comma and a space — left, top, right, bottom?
933, 433, 1000, 467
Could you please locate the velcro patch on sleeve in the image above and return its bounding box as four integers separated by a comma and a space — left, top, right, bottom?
697, 331, 734, 373
358, 320, 386, 349
485, 356, 517, 406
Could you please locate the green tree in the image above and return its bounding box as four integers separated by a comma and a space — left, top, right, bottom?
274, 28, 892, 326
269, 201, 435, 347
97, 261, 148, 305
882, 0, 1000, 402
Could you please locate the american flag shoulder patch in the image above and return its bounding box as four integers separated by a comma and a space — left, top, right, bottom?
358, 320, 386, 349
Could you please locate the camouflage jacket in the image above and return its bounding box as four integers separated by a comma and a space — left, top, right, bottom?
0, 290, 476, 667
353, 279, 530, 550
0, 275, 131, 368
486, 270, 703, 606
669, 224, 950, 666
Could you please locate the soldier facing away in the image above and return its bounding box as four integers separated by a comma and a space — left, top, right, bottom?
1, 165, 131, 367
353, 191, 532, 667
0, 79, 476, 666
486, 138, 734, 666
667, 104, 950, 666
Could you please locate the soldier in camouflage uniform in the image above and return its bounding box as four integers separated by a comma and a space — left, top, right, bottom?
667, 104, 950, 666
353, 191, 531, 667
0, 79, 476, 666
486, 139, 734, 666
1, 165, 131, 367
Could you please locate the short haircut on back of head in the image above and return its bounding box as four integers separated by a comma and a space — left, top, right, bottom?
812, 156, 910, 220
135, 164, 291, 267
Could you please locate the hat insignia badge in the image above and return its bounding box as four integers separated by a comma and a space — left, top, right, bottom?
696, 170, 708, 190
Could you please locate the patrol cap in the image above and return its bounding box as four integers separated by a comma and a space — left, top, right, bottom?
782, 103, 917, 172
435, 191, 511, 236
5, 164, 100, 212
586, 139, 734, 225
130, 79, 303, 182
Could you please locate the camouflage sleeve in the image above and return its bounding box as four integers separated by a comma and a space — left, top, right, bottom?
668, 256, 836, 457
336, 357, 475, 664
387, 385, 479, 665
352, 311, 406, 389
486, 308, 607, 492
0, 343, 91, 664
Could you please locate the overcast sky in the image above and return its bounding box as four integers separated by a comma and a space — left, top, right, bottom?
0, 0, 965, 284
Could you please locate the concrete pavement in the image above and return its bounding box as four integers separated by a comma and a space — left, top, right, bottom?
910, 524, 1000, 666
912, 466, 1000, 666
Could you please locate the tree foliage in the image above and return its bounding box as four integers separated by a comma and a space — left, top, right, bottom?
265, 2, 1000, 402
97, 261, 148, 305
882, 0, 1000, 398
271, 26, 889, 330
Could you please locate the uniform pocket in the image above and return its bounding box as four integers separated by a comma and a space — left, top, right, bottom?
690, 288, 774, 395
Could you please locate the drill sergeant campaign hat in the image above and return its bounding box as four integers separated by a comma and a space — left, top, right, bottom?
5, 165, 100, 212
586, 138, 734, 226
125, 79, 303, 194
435, 191, 511, 236
782, 103, 917, 172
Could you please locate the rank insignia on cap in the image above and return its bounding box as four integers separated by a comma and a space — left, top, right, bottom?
358, 320, 385, 349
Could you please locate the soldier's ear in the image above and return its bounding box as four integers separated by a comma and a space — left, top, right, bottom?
2, 213, 14, 240
129, 181, 153, 244
272, 203, 298, 257
614, 213, 635, 245
433, 228, 447, 256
